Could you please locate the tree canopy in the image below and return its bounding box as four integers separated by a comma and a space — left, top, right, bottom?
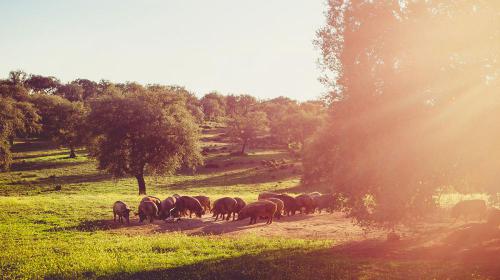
31, 95, 87, 158
306, 0, 500, 227
87, 88, 203, 194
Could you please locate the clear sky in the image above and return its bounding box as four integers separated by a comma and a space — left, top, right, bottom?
0, 0, 326, 101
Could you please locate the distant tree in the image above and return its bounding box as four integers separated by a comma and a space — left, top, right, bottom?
225, 94, 257, 117
31, 95, 87, 158
261, 97, 298, 146
227, 111, 268, 154
73, 79, 98, 100
200, 92, 226, 121
87, 90, 203, 195
25, 75, 60, 93
285, 104, 325, 150
8, 70, 28, 86
149, 85, 205, 123
261, 98, 325, 149
56, 83, 85, 102
0, 82, 30, 102
0, 97, 40, 169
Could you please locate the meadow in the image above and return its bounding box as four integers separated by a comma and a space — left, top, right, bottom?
0, 129, 498, 279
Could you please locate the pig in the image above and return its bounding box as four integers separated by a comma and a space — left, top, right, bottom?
193, 195, 211, 213
275, 194, 298, 216
138, 200, 158, 223
159, 196, 177, 219
113, 201, 131, 224
238, 201, 277, 225
232, 197, 247, 220
171, 196, 204, 219
212, 197, 238, 221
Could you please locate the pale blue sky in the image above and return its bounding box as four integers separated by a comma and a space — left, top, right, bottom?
0, 1, 326, 101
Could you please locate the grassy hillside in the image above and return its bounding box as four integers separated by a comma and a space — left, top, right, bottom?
0, 130, 498, 279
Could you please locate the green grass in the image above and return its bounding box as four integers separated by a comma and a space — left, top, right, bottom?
0, 139, 497, 279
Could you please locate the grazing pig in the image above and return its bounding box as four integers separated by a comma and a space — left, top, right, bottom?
266, 198, 284, 219
275, 194, 298, 216
138, 200, 158, 223
171, 196, 205, 218
193, 195, 211, 212
212, 197, 238, 221
233, 197, 247, 220
258, 191, 279, 200
159, 196, 177, 219
113, 201, 131, 224
295, 194, 315, 214
451, 199, 487, 221
316, 194, 337, 213
141, 196, 162, 212
486, 207, 500, 227
238, 201, 277, 225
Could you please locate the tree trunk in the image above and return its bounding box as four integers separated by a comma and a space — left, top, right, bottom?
241, 139, 248, 154
69, 146, 76, 158
8, 135, 14, 146
136, 173, 146, 195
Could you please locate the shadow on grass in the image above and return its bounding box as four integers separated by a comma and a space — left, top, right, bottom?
94, 248, 360, 280
10, 160, 85, 172
13, 150, 71, 160
11, 139, 58, 153
4, 173, 114, 195
169, 167, 298, 189
49, 219, 142, 232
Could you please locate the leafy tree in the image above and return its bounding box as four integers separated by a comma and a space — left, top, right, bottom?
225, 94, 257, 117
148, 85, 204, 123
262, 98, 325, 149
8, 70, 28, 86
87, 90, 203, 195
227, 111, 268, 154
0, 97, 40, 169
73, 79, 98, 100
25, 75, 60, 93
200, 92, 226, 121
56, 83, 85, 102
307, 1, 500, 227
31, 95, 87, 158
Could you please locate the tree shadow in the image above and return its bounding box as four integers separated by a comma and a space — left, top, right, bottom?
11, 139, 58, 153
169, 167, 298, 189
6, 172, 113, 192
46, 247, 362, 280
49, 219, 145, 232
13, 150, 71, 160
9, 160, 85, 172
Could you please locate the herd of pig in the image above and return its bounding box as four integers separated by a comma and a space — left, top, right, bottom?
112, 191, 339, 225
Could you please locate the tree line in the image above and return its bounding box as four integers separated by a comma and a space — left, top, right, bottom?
0, 71, 326, 194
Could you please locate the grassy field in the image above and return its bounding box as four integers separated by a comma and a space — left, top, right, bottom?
0, 134, 498, 279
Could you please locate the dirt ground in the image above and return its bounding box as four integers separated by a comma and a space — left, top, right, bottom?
111, 212, 383, 241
